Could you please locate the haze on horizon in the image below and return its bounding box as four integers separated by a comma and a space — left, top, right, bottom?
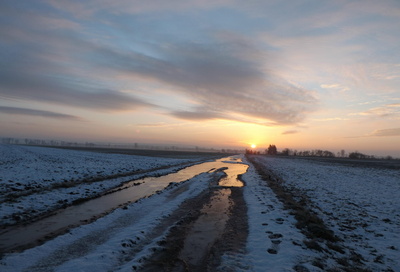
1, 1, 399, 156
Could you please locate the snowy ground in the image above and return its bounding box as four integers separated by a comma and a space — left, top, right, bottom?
0, 172, 225, 272
240, 158, 318, 272
1, 146, 399, 271
250, 156, 400, 272
0, 144, 213, 226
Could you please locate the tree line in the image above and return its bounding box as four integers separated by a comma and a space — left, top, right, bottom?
246, 145, 396, 160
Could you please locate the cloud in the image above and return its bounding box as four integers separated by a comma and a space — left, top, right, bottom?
0, 71, 152, 111
350, 103, 400, 118
347, 127, 400, 138
0, 106, 82, 120
0, 3, 153, 113
320, 84, 350, 92
45, 0, 231, 18
1, 1, 318, 125
321, 84, 341, 89
282, 130, 298, 135
136, 122, 186, 128
312, 117, 348, 122
90, 39, 318, 125
0, 54, 153, 112
369, 128, 400, 137
170, 110, 223, 121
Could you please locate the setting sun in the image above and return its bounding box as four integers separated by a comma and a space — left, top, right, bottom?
251, 144, 257, 149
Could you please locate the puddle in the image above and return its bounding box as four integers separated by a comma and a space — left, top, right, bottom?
179, 188, 232, 266
0, 156, 248, 253
217, 157, 247, 187
178, 157, 249, 268
218, 164, 247, 187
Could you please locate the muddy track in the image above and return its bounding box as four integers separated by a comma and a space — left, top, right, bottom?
1, 156, 250, 271
139, 185, 248, 272
23, 178, 216, 272
17, 166, 248, 271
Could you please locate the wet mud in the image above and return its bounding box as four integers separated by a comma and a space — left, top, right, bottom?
179, 188, 232, 267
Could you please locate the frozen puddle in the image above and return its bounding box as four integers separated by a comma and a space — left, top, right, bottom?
0, 156, 248, 254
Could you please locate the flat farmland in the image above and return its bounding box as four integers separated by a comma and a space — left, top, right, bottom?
1, 145, 399, 271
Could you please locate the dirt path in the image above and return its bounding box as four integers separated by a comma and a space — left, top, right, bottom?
27, 176, 248, 272
0, 158, 243, 255
138, 185, 248, 272
137, 161, 249, 271
1, 157, 250, 271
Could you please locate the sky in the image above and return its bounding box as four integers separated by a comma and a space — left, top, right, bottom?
1, 0, 400, 156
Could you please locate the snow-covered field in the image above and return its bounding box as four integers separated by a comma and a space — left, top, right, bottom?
0, 144, 209, 226
250, 156, 400, 271
0, 171, 225, 272
1, 146, 399, 271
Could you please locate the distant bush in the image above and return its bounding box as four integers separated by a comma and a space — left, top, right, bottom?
245, 149, 261, 155
348, 152, 368, 159
281, 149, 335, 157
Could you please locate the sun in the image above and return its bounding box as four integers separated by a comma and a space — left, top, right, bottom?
251, 144, 257, 149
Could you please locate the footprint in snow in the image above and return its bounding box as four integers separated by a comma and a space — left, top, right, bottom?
271, 239, 281, 245
266, 233, 283, 254
267, 239, 282, 254
268, 233, 283, 239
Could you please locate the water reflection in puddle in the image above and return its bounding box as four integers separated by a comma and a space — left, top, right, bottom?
179, 157, 249, 267
217, 163, 247, 187
179, 188, 232, 266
